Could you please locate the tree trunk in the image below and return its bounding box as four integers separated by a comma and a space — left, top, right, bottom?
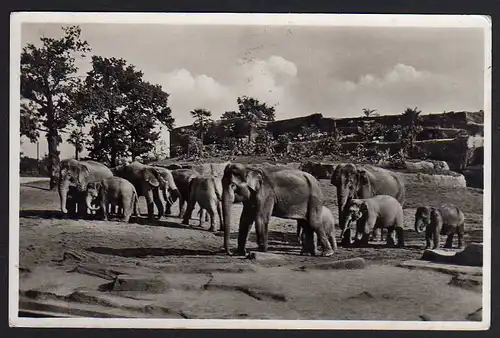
47, 130, 60, 191
74, 147, 79, 160
111, 147, 117, 168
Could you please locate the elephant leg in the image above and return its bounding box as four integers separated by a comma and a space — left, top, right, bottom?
217, 201, 224, 232
432, 227, 440, 250
425, 226, 433, 249
100, 198, 108, 221
145, 190, 155, 221
329, 231, 338, 252
395, 227, 405, 247
66, 192, 77, 218
208, 200, 217, 232
235, 203, 257, 256
153, 189, 164, 219
444, 230, 454, 249
385, 228, 396, 247
75, 190, 87, 219
310, 218, 333, 257
178, 196, 186, 218
199, 208, 205, 227
300, 224, 315, 256
341, 227, 353, 248
165, 194, 172, 215
208, 208, 216, 232
182, 198, 196, 226
296, 222, 302, 245
254, 201, 273, 252
457, 224, 465, 249
119, 197, 132, 223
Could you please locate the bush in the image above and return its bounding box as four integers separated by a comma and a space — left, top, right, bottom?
254, 129, 275, 155
20, 156, 50, 177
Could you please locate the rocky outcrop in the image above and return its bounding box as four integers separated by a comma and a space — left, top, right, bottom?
300, 161, 338, 179
462, 165, 484, 189
417, 135, 484, 171
397, 171, 467, 188
299, 161, 467, 188
420, 243, 483, 267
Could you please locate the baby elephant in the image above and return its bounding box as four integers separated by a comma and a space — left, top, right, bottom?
86, 176, 140, 223
297, 206, 338, 256
181, 175, 223, 232
414, 204, 465, 250
342, 195, 404, 247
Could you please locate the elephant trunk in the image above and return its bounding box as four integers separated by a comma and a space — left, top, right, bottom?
340, 215, 352, 238
337, 189, 349, 227
85, 195, 100, 211
59, 177, 70, 214
222, 185, 235, 255
415, 219, 426, 234
162, 188, 175, 206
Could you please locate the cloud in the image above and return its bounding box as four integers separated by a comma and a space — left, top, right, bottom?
322, 63, 480, 116
148, 55, 299, 126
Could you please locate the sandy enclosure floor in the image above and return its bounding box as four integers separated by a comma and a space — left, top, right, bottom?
16, 178, 484, 321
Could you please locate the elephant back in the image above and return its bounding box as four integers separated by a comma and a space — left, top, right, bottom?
361, 164, 406, 205
74, 160, 113, 183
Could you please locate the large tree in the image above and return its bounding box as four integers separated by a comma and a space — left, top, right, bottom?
220, 96, 276, 140
67, 128, 85, 160
401, 106, 423, 151
190, 108, 212, 142
20, 25, 91, 189
76, 56, 174, 166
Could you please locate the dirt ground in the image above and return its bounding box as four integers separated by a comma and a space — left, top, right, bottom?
17, 177, 484, 321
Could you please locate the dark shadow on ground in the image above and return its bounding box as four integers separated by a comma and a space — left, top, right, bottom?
20, 210, 64, 219
85, 246, 217, 257
131, 216, 214, 231
20, 183, 52, 191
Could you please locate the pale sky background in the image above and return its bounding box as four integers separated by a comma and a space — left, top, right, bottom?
19, 23, 486, 159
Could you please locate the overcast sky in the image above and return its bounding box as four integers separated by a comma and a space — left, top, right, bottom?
19, 23, 486, 159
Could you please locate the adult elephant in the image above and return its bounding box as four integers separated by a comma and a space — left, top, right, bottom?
330, 163, 406, 247
58, 159, 113, 217
112, 162, 180, 220
221, 163, 334, 257
165, 168, 200, 218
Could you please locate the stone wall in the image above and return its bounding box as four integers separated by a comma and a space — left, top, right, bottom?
299, 161, 467, 188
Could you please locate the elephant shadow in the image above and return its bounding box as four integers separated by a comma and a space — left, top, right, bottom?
212, 230, 302, 248
85, 246, 218, 257
129, 216, 205, 231
21, 183, 51, 191
20, 209, 71, 220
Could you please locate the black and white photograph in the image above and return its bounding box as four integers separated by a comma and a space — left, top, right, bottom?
10, 13, 491, 329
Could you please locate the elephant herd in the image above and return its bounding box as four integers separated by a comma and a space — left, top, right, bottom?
57, 159, 467, 257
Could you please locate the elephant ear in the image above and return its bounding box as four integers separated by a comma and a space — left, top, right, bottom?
356, 169, 373, 197
358, 201, 369, 219
143, 168, 161, 187
246, 169, 262, 191
77, 164, 91, 189
430, 207, 442, 223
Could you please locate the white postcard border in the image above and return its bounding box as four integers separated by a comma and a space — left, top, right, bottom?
9, 12, 492, 330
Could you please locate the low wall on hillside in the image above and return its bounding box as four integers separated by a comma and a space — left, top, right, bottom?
299, 161, 467, 188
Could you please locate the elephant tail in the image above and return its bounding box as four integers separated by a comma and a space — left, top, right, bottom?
213, 178, 222, 201
304, 173, 322, 223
